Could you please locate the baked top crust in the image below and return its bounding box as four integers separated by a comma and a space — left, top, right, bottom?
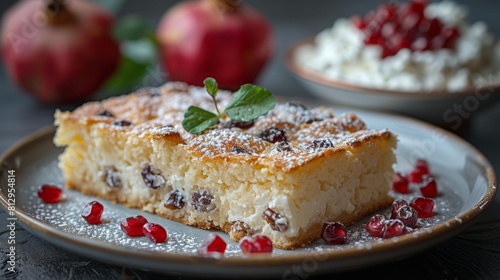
55, 81, 394, 172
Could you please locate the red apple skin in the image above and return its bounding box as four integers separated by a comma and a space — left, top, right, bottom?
156, 0, 275, 91
1, 0, 121, 104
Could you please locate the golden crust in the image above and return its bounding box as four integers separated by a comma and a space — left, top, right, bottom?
55, 82, 395, 172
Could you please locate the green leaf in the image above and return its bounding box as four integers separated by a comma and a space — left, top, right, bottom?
104, 56, 149, 90
113, 14, 153, 41
224, 84, 275, 122
182, 106, 219, 134
104, 18, 159, 92
204, 77, 218, 97
121, 38, 158, 64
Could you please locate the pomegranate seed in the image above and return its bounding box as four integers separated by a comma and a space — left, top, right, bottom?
408, 159, 432, 184
395, 36, 412, 50
410, 197, 435, 218
420, 175, 438, 197
381, 22, 397, 38
428, 18, 443, 37
431, 35, 446, 49
415, 159, 430, 172
198, 233, 227, 255
402, 13, 421, 31
142, 223, 167, 243
321, 222, 348, 245
381, 219, 405, 238
412, 37, 431, 51
364, 34, 379, 45
120, 215, 148, 237
392, 173, 409, 194
356, 0, 458, 57
442, 27, 460, 48
390, 199, 409, 219
81, 201, 104, 225
351, 15, 365, 29
395, 205, 418, 228
366, 214, 387, 237
37, 184, 63, 203
239, 234, 273, 254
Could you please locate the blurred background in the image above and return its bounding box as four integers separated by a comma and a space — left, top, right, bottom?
2, 0, 500, 152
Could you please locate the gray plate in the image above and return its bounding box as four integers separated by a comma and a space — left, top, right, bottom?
0, 103, 496, 278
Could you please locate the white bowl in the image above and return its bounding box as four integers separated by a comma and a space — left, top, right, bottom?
285, 37, 500, 133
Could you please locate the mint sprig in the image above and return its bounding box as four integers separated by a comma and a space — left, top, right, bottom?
182, 78, 275, 134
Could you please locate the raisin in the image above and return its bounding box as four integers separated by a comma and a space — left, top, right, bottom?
164, 190, 185, 210
149, 87, 161, 97
308, 139, 334, 150
258, 127, 287, 143
98, 109, 115, 118
225, 120, 255, 129
262, 208, 288, 232
104, 166, 122, 188
232, 146, 252, 154
284, 101, 308, 110
192, 190, 216, 212
141, 164, 166, 189
113, 120, 132, 127
230, 221, 252, 240
274, 141, 292, 152
300, 115, 323, 124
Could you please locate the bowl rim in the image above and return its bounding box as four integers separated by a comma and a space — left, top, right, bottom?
284, 37, 500, 99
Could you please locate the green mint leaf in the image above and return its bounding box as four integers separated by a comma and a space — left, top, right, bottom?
224, 84, 275, 122
182, 106, 219, 134
204, 77, 218, 98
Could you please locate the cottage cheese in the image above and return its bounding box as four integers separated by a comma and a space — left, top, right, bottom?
296, 1, 500, 92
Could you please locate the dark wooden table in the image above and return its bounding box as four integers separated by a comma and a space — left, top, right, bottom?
1, 0, 500, 279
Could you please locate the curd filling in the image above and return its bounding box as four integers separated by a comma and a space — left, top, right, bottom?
296, 1, 500, 92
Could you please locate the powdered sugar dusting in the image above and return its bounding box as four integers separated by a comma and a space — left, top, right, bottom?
64, 83, 392, 171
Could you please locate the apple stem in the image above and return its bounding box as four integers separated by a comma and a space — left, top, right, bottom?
46, 0, 77, 26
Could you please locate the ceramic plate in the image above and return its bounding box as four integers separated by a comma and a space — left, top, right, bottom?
0, 102, 496, 278
284, 38, 500, 127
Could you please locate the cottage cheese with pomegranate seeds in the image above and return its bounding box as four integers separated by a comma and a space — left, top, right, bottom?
296, 0, 500, 92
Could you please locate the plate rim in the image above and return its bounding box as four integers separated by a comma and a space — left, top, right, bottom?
0, 109, 497, 270
284, 37, 500, 99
